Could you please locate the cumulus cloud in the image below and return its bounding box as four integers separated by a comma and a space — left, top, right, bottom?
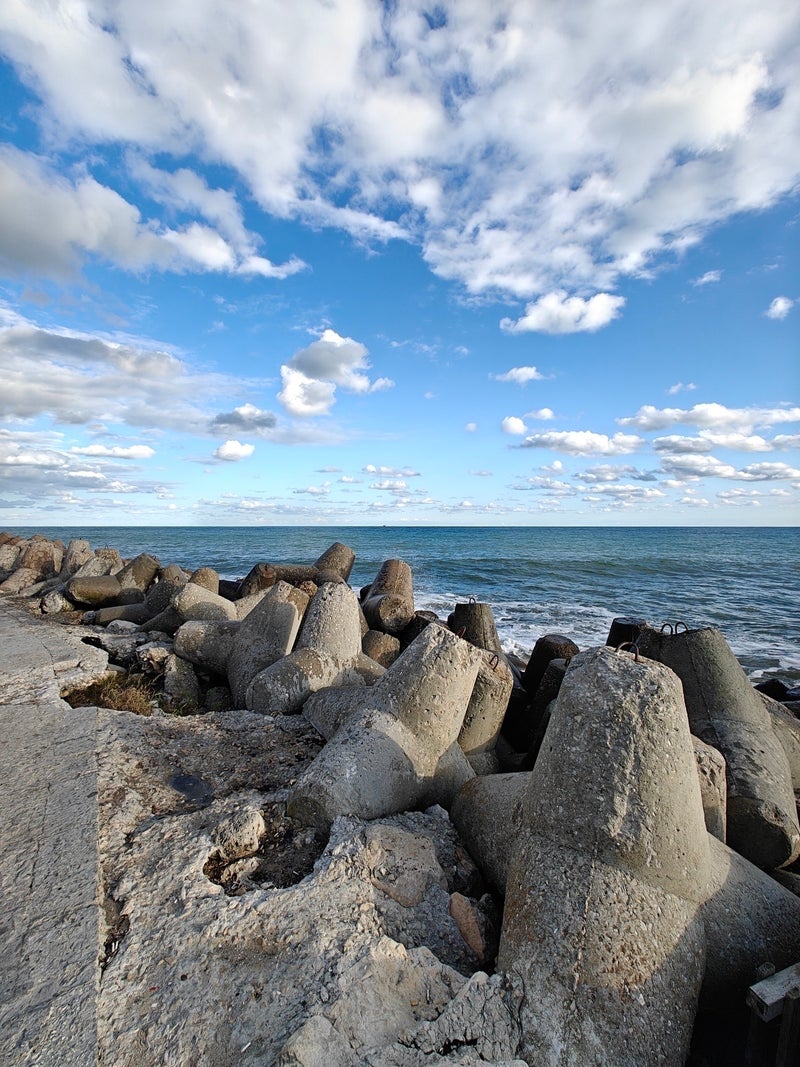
0, 146, 304, 281
209, 403, 278, 437
661, 454, 800, 481
619, 403, 800, 434
575, 464, 659, 483
70, 443, 155, 459
278, 329, 393, 417
0, 312, 250, 433
0, 1, 797, 307
363, 464, 420, 478
766, 296, 795, 320
525, 408, 555, 421
213, 440, 255, 461
500, 292, 625, 334
518, 431, 644, 456
501, 417, 528, 436
465, 422, 478, 432
490, 366, 545, 384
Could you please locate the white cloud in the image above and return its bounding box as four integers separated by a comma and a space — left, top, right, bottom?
465, 422, 478, 432
70, 443, 155, 459
619, 403, 800, 434
692, 271, 721, 286
575, 464, 659, 484
501, 292, 625, 334
213, 440, 255, 461
278, 367, 337, 418
490, 366, 545, 384
519, 431, 643, 456
209, 404, 278, 437
0, 146, 304, 280
1, 2, 799, 303
363, 464, 420, 477
525, 408, 555, 421
667, 382, 697, 395
0, 312, 248, 432
278, 329, 393, 418
293, 483, 331, 496
766, 296, 795, 320
661, 454, 800, 481
501, 416, 528, 436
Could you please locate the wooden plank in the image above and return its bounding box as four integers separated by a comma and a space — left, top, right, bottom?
776, 987, 800, 1067
748, 963, 800, 1023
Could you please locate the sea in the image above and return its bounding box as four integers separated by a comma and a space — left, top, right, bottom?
7, 525, 800, 683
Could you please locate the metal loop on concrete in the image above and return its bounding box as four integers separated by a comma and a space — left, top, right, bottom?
456, 627, 466, 639
674, 621, 689, 633
615, 641, 640, 662
468, 596, 477, 604
488, 653, 499, 671
660, 622, 675, 634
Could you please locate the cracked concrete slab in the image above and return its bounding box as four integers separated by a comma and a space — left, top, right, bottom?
0, 599, 106, 1067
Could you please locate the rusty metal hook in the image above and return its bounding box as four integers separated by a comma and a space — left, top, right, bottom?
488, 653, 499, 671
674, 620, 688, 633
659, 622, 675, 635
468, 595, 477, 604
615, 641, 640, 662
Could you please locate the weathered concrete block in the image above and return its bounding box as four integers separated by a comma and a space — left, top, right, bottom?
144, 565, 188, 616
760, 691, 800, 792
692, 735, 727, 842
93, 603, 152, 626
66, 574, 123, 607
0, 538, 23, 580
59, 538, 93, 579
226, 581, 309, 707
164, 654, 201, 708
362, 559, 415, 635
246, 647, 364, 716
313, 541, 355, 582
301, 684, 368, 741
246, 583, 365, 715
0, 566, 42, 594
70, 547, 123, 579
19, 536, 63, 581
172, 582, 238, 623
237, 561, 277, 599
116, 553, 160, 592
295, 582, 362, 663
457, 649, 513, 756
287, 625, 481, 830
639, 625, 800, 869
447, 601, 504, 657
188, 566, 219, 594
498, 647, 710, 1067
362, 629, 401, 668
521, 632, 579, 697
174, 619, 240, 676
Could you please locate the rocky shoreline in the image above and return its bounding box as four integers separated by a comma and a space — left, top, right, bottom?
2, 529, 800, 1066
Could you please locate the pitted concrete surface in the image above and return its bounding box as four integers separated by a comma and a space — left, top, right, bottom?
0, 599, 106, 1066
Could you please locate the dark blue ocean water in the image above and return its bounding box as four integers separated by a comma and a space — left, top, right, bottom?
7, 526, 799, 679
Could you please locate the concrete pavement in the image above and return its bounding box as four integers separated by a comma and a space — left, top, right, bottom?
0, 599, 108, 1067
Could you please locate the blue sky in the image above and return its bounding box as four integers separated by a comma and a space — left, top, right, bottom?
0, 1, 798, 527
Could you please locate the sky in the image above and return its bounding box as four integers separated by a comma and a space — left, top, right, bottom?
0, 1, 798, 528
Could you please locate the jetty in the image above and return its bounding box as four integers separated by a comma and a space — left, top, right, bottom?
1, 530, 799, 1066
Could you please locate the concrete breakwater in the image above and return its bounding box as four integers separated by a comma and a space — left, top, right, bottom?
2, 529, 800, 1066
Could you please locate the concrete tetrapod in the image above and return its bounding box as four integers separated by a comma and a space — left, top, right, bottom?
638, 625, 800, 869
361, 558, 416, 635
245, 582, 365, 714
287, 624, 482, 830
453, 772, 800, 1005
497, 646, 710, 1067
